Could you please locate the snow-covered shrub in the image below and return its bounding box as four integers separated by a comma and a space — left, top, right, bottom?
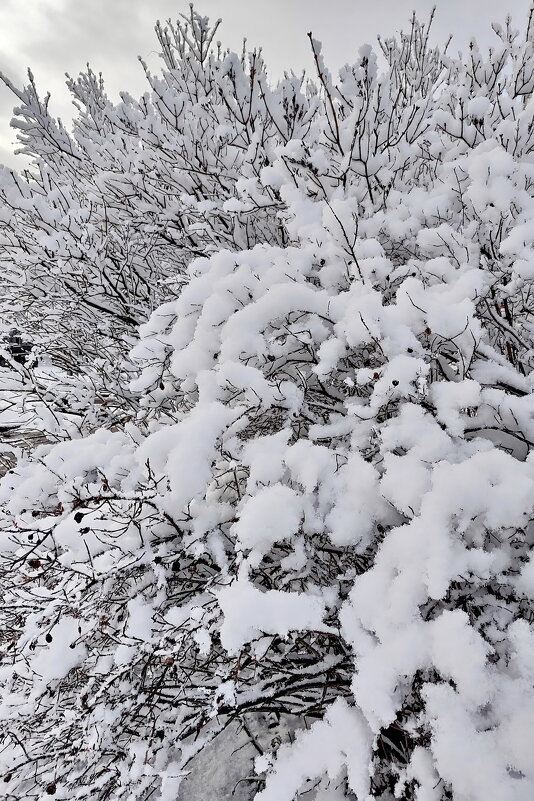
2, 7, 534, 801
0, 8, 297, 441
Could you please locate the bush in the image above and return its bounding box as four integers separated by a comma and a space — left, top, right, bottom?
1, 7, 534, 800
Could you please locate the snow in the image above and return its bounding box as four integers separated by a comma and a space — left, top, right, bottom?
256, 699, 373, 801
26, 616, 87, 687
217, 575, 328, 654
233, 483, 303, 555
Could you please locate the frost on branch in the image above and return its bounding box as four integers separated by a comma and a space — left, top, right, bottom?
1, 6, 534, 801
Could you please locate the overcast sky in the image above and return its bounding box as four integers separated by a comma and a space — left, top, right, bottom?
0, 0, 531, 167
